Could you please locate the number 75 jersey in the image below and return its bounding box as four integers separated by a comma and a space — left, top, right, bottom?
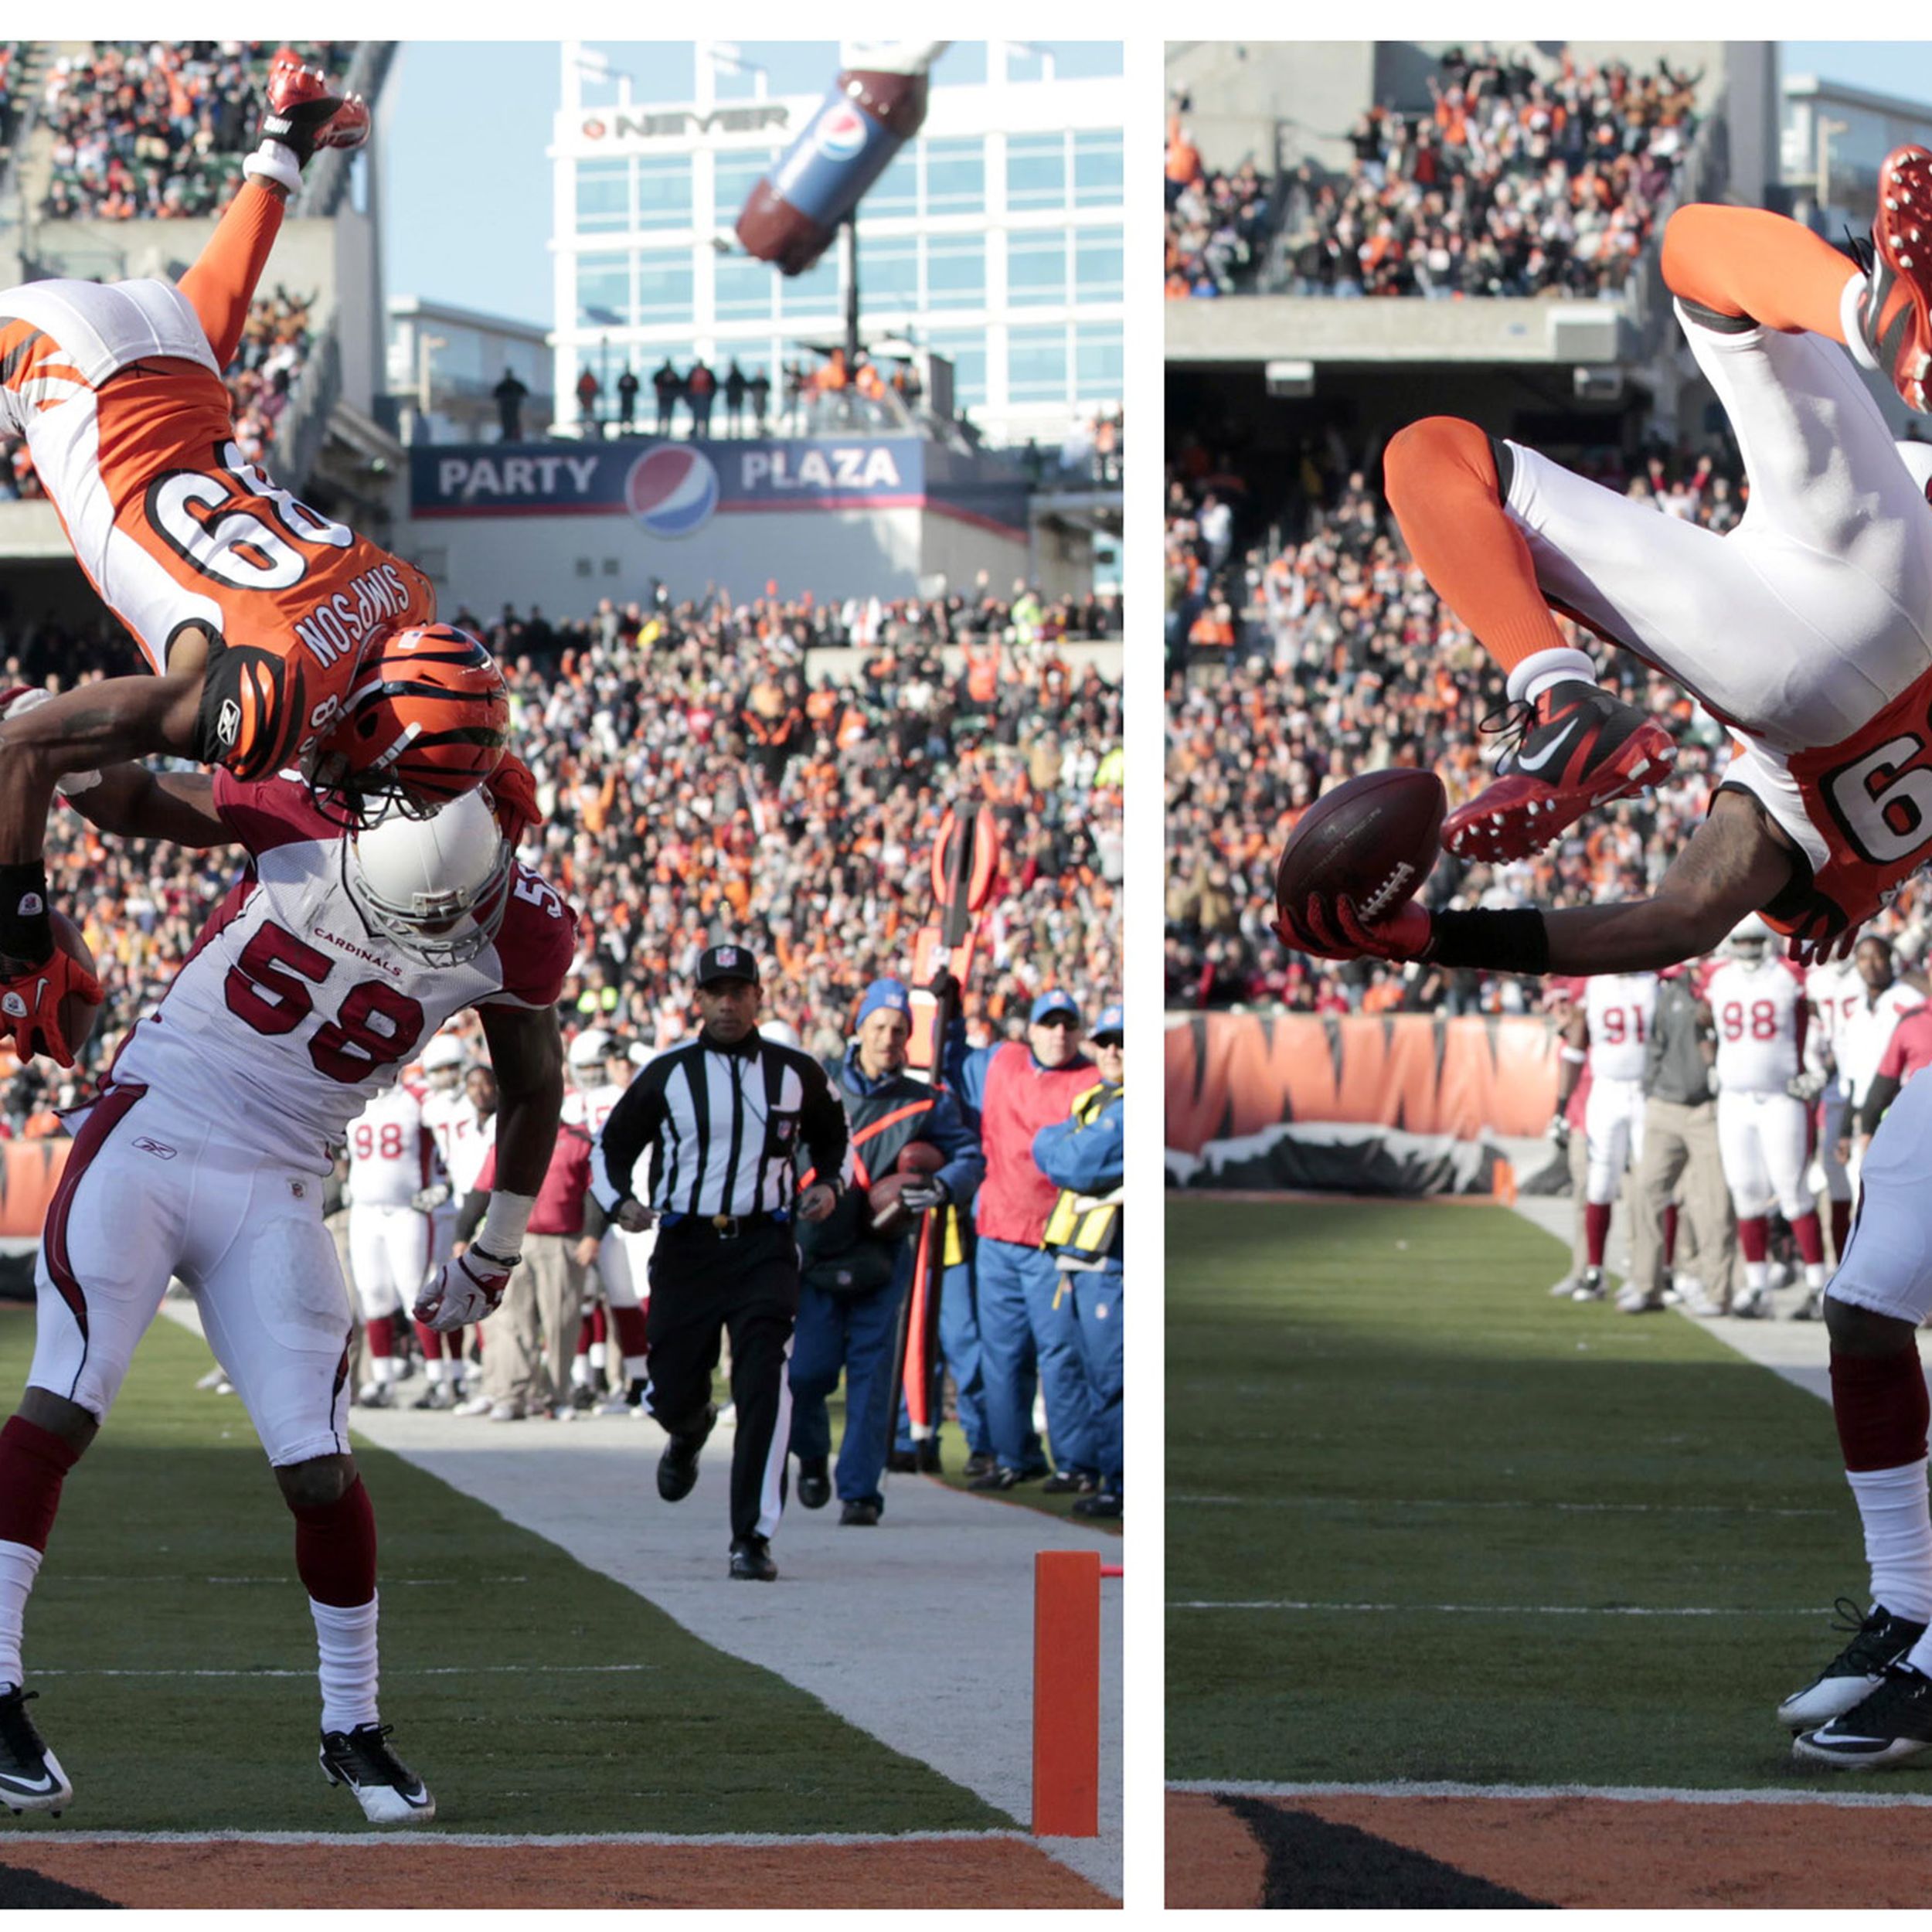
106, 773, 576, 1175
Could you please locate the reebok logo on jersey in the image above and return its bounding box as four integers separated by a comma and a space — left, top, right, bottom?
216, 699, 241, 747
132, 1136, 177, 1159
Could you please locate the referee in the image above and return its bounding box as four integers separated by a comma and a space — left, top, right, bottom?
589, 944, 848, 1580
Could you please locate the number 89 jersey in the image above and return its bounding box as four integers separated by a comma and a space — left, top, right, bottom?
106, 773, 575, 1176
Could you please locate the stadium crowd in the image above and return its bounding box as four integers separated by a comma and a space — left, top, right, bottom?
1165, 45, 1702, 300
1159, 427, 1923, 1014
38, 40, 354, 220
0, 583, 1121, 1128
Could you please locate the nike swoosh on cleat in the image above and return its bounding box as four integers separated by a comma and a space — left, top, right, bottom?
1513, 721, 1580, 774
0, 1769, 59, 1794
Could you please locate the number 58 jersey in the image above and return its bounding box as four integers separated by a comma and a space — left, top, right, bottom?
105, 772, 576, 1175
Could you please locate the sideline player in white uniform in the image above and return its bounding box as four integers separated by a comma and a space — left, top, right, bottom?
1804, 951, 1868, 1261
1832, 936, 1923, 1173
560, 1029, 652, 1411
413, 1032, 481, 1408
0, 767, 572, 1819
345, 1080, 442, 1406
1554, 973, 1657, 1301
1702, 916, 1827, 1318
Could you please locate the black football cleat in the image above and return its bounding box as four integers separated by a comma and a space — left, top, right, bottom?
1072, 1491, 1122, 1520
263, 49, 370, 165
0, 1688, 70, 1815
1779, 1599, 1930, 1731
657, 1404, 717, 1503
1794, 1662, 1932, 1768
729, 1536, 778, 1582
1041, 1470, 1099, 1496
320, 1722, 435, 1822
1444, 680, 1675, 863
795, 1457, 832, 1510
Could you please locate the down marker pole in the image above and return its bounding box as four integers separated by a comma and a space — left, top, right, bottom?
1031, 1549, 1105, 1837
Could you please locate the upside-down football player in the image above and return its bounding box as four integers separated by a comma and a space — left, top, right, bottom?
1275, 151, 1932, 1770
0, 49, 539, 1069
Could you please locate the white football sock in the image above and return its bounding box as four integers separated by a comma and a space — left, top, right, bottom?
0, 1542, 43, 1689
1848, 1459, 1932, 1623
309, 1594, 380, 1734
242, 140, 302, 195
1504, 646, 1598, 707
1744, 1260, 1768, 1291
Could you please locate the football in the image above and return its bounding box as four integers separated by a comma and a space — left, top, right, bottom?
1274, 768, 1446, 933
867, 1140, 946, 1234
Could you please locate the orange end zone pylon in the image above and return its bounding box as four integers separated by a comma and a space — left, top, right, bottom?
1032, 1549, 1101, 1837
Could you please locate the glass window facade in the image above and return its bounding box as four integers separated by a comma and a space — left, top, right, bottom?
1009, 228, 1067, 307
926, 233, 986, 310
577, 158, 629, 232
870, 145, 919, 219
1073, 129, 1123, 207
715, 252, 777, 321
924, 136, 985, 216
927, 330, 987, 409
635, 155, 693, 231
1076, 320, 1123, 396
780, 251, 840, 318
634, 253, 694, 324
577, 251, 631, 327
1075, 227, 1124, 304
1009, 322, 1069, 402
714, 149, 777, 225
863, 234, 920, 311
1006, 132, 1066, 211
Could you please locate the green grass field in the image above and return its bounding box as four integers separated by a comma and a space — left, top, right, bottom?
1167, 1199, 1879, 1790
0, 1305, 1002, 1835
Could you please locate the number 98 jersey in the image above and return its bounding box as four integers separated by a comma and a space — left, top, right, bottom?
1701, 955, 1807, 1094
105, 772, 575, 1175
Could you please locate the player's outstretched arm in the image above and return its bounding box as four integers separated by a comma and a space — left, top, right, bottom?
66, 767, 231, 851
477, 1001, 565, 1200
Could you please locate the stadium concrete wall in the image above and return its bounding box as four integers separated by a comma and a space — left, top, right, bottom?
1165, 296, 1628, 366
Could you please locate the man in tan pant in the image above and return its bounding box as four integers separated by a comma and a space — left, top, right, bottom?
1625, 968, 1736, 1315
459, 1115, 602, 1419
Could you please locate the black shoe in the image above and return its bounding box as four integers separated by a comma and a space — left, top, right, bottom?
840, 1499, 881, 1526
963, 1452, 996, 1480
0, 1687, 70, 1815
319, 1722, 435, 1822
969, 1465, 1026, 1492
1778, 1598, 1931, 1730
1072, 1491, 1122, 1519
1794, 1662, 1932, 1768
914, 1440, 943, 1474
569, 1382, 598, 1413
657, 1404, 717, 1503
885, 1449, 920, 1474
1041, 1470, 1098, 1496
729, 1536, 777, 1581
797, 1456, 832, 1510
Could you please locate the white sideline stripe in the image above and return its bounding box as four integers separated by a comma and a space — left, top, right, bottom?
50, 1576, 530, 1587
12, 1827, 1048, 1848
33, 1664, 659, 1680
1168, 1778, 1932, 1809
1170, 1600, 1821, 1617
1169, 1494, 1835, 1519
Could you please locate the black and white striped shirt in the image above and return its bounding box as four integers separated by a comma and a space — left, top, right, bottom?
589, 1029, 848, 1222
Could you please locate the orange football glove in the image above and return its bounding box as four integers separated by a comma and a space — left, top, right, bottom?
487, 753, 544, 847
0, 950, 101, 1069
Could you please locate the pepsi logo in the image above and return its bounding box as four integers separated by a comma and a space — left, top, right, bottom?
624, 445, 719, 539
581, 117, 606, 140
815, 102, 868, 161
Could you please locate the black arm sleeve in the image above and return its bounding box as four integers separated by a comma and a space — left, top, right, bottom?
797, 1053, 849, 1190
591, 1056, 671, 1212
1862, 1073, 1903, 1140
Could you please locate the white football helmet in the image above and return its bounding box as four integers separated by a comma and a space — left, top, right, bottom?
760, 1020, 802, 1051
342, 789, 511, 968
567, 1027, 611, 1072
420, 1033, 468, 1089
1726, 913, 1776, 964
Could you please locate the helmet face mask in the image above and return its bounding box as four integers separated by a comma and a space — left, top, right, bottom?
342, 790, 512, 968
1726, 913, 1775, 964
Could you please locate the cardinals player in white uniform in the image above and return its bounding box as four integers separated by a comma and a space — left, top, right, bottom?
344, 1080, 444, 1406
560, 1029, 652, 1412
1554, 973, 1658, 1301
1700, 916, 1827, 1318
413, 1032, 483, 1408
0, 764, 571, 1821
1804, 951, 1868, 1262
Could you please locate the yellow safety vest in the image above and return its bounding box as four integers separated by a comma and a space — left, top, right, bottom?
1041, 1080, 1122, 1264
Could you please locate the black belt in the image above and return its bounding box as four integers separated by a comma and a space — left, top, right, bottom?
662, 1210, 789, 1240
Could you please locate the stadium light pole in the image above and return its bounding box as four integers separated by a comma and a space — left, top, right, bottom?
416, 332, 446, 442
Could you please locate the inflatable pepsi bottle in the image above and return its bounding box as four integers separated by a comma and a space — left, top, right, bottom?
735, 42, 947, 276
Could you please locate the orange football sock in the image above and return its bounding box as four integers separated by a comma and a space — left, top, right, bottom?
1661, 203, 1853, 342
179, 179, 286, 366
1383, 415, 1572, 675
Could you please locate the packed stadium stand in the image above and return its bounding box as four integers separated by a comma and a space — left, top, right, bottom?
1161, 41, 1932, 1022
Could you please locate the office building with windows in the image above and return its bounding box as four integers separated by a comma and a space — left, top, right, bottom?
550, 41, 1124, 447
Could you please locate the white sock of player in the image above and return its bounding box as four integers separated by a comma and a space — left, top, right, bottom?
309, 1594, 380, 1734
1847, 1459, 1932, 1624
1744, 1259, 1769, 1291
1806, 1263, 1828, 1291
242, 139, 302, 195
1504, 646, 1599, 708
589, 1341, 607, 1376
0, 1542, 43, 1689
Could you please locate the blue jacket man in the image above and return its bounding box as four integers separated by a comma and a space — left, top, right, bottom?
788, 979, 983, 1523
943, 984, 1099, 1492
1034, 1003, 1124, 1517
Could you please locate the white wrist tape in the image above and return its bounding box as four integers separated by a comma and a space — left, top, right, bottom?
243, 141, 302, 194
478, 1191, 536, 1257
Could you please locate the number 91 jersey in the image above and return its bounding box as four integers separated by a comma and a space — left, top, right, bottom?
106, 772, 576, 1175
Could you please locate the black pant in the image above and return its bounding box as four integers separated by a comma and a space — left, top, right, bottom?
647, 1221, 798, 1544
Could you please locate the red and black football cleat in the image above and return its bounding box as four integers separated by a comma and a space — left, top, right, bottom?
1861, 146, 1932, 414
1444, 679, 1675, 864
262, 49, 370, 166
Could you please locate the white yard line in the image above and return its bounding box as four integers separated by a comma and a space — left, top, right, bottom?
1168, 1777, 1932, 1808
158, 1302, 1122, 1896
